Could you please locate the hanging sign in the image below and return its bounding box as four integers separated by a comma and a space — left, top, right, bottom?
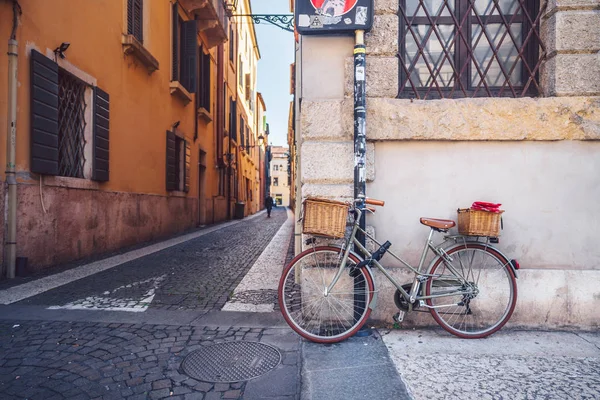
295, 0, 374, 35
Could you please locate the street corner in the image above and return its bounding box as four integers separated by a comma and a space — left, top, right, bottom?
381, 328, 600, 400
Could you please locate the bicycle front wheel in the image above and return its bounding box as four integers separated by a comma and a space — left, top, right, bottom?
278, 246, 374, 343
424, 243, 517, 338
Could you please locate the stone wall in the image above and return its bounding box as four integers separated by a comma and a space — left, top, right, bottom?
17, 179, 198, 271
298, 0, 600, 327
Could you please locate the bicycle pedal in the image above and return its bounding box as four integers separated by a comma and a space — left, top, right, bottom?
392, 312, 405, 323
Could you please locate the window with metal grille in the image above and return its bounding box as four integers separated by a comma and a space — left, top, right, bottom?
398, 0, 544, 99
58, 69, 87, 178
127, 0, 143, 43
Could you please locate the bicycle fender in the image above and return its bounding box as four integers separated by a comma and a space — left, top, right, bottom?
426, 243, 518, 279
329, 245, 378, 310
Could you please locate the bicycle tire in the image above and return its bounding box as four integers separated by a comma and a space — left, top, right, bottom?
278, 246, 374, 343
424, 243, 517, 339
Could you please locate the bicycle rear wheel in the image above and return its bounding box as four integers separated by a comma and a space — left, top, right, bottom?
278, 246, 374, 343
424, 243, 517, 338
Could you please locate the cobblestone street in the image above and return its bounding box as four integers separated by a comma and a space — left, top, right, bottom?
0, 208, 300, 400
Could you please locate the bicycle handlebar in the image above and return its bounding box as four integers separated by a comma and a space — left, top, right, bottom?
365, 198, 385, 207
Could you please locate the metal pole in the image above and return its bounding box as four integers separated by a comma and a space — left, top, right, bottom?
353, 30, 367, 322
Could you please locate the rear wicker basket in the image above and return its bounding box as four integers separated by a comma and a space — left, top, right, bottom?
457, 208, 504, 237
302, 197, 349, 238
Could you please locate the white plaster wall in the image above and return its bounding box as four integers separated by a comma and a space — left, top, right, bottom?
368, 141, 600, 271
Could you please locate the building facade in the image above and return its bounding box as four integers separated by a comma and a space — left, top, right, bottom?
295, 0, 600, 328
0, 0, 265, 276
269, 146, 290, 207
224, 0, 263, 218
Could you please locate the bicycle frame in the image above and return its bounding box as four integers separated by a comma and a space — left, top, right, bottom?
325, 208, 476, 308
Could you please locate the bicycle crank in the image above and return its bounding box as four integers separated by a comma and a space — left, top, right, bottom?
394, 284, 418, 311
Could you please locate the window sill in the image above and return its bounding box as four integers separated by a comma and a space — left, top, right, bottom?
168, 190, 188, 197
170, 82, 193, 105
198, 107, 212, 123
122, 34, 159, 73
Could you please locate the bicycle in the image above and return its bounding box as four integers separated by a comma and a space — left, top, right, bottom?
277, 197, 519, 343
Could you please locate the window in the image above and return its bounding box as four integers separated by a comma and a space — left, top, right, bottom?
399, 0, 543, 99
239, 116, 245, 146
172, 4, 197, 93
57, 69, 87, 178
229, 25, 235, 62
245, 73, 251, 101
198, 48, 211, 111
30, 50, 110, 181
238, 55, 244, 88
229, 98, 237, 141
273, 177, 279, 186
246, 178, 252, 201
166, 131, 190, 192
127, 0, 143, 43
273, 165, 278, 171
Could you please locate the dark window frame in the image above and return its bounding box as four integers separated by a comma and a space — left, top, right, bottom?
398, 0, 544, 99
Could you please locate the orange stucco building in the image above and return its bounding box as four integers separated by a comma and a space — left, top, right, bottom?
0, 0, 266, 276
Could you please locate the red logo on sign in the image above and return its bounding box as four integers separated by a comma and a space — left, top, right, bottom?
310, 0, 359, 17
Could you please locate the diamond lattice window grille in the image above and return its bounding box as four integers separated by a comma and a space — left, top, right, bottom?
58, 69, 87, 178
398, 0, 545, 99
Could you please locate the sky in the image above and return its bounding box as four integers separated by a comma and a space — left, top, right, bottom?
249, 0, 295, 148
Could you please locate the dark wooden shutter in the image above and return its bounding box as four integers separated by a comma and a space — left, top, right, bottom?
198, 48, 211, 111
127, 0, 143, 43
184, 140, 191, 193
172, 3, 179, 81
180, 20, 198, 93
30, 50, 59, 175
166, 130, 177, 191
92, 87, 110, 181
230, 99, 237, 141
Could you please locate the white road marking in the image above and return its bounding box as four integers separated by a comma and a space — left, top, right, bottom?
0, 212, 265, 305
47, 275, 166, 312
222, 209, 293, 312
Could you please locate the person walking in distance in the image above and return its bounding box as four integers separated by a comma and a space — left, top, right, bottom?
265, 195, 274, 218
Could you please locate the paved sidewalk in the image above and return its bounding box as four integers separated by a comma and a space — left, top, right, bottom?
381, 328, 600, 400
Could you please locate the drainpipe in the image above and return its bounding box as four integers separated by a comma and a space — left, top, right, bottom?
5, 1, 21, 279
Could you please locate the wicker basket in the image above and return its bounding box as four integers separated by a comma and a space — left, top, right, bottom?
457, 208, 504, 237
302, 197, 349, 238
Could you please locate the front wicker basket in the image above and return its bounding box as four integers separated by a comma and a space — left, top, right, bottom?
457, 208, 504, 237
302, 197, 349, 238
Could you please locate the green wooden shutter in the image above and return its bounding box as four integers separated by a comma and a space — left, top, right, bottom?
30, 50, 59, 175
92, 87, 110, 181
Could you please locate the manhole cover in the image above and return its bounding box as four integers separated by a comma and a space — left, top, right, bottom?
181, 341, 281, 383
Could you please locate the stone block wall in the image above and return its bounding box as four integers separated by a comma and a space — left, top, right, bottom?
298, 0, 600, 327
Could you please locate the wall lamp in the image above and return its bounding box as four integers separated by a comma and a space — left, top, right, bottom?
53, 42, 70, 59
